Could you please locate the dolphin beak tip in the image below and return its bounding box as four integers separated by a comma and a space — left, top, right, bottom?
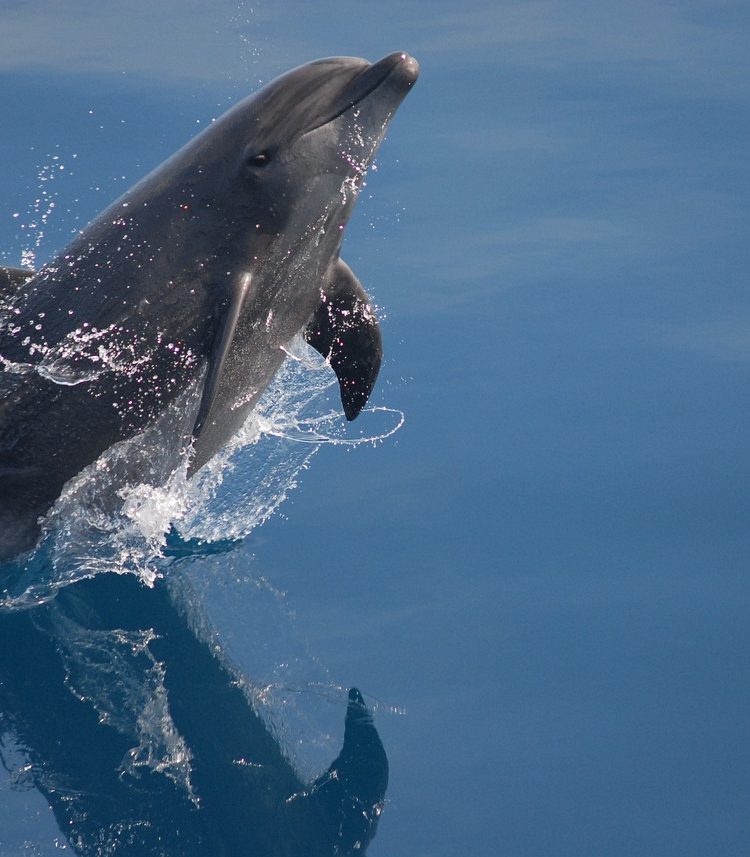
393, 52, 420, 87
374, 52, 420, 89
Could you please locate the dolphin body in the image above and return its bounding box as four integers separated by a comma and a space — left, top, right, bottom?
0, 53, 419, 559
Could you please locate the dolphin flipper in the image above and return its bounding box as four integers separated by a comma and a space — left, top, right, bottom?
193, 273, 252, 437
305, 259, 382, 420
282, 687, 388, 854
319, 687, 389, 803
0, 266, 35, 300
310, 687, 389, 851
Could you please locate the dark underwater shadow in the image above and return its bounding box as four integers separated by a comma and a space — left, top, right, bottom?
0, 569, 387, 856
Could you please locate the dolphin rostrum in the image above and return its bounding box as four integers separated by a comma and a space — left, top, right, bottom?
0, 53, 419, 559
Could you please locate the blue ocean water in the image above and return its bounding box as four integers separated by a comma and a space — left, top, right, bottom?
2, 2, 750, 855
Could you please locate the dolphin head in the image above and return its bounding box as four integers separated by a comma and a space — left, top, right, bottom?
175, 53, 419, 249
235, 52, 418, 242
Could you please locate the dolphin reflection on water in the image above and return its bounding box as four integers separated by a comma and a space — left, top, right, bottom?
0, 570, 388, 855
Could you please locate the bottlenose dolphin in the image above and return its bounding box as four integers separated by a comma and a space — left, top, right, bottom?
0, 52, 419, 559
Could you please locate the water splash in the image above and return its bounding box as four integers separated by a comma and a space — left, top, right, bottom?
10, 151, 73, 271
0, 337, 402, 611
49, 610, 195, 798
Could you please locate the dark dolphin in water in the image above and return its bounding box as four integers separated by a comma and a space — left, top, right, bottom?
0, 53, 419, 559
0, 570, 388, 854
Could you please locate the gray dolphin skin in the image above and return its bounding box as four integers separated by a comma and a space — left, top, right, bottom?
0, 52, 419, 559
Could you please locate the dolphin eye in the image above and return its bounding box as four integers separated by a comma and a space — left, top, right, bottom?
245, 150, 271, 168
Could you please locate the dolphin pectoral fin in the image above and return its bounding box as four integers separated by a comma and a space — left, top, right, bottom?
192, 272, 252, 437
0, 266, 35, 300
321, 687, 389, 803
304, 259, 382, 420
283, 687, 388, 853
311, 688, 388, 849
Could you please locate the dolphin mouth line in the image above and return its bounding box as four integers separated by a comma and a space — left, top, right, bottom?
302, 53, 417, 137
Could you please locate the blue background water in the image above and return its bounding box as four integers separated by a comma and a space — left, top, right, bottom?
1, 2, 749, 855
